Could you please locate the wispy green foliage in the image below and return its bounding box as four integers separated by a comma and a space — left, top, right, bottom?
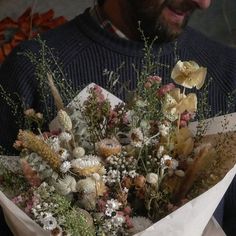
19, 36, 78, 121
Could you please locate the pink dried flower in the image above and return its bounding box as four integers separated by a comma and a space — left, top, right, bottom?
179, 120, 187, 127
123, 206, 132, 215
25, 201, 33, 214
12, 195, 23, 204
144, 81, 152, 89
117, 211, 124, 216
92, 85, 105, 103
144, 76, 162, 89
125, 215, 133, 228
122, 114, 129, 124
108, 110, 119, 127
181, 112, 191, 122
148, 75, 162, 83
179, 112, 194, 127
13, 140, 24, 150
157, 83, 175, 96
97, 199, 106, 212
43, 131, 60, 139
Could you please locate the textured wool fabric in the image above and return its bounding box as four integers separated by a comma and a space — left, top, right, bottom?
0, 8, 236, 234
1, 8, 236, 152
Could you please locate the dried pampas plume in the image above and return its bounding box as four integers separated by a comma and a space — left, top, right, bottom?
57, 110, 72, 131
174, 143, 215, 202
47, 73, 64, 111
17, 130, 61, 170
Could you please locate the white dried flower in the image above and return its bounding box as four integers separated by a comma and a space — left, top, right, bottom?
159, 123, 170, 137
111, 215, 125, 227
76, 177, 96, 194
46, 136, 60, 152
99, 166, 106, 175
76, 176, 106, 199
60, 161, 71, 173
58, 132, 72, 142
157, 145, 164, 158
129, 216, 152, 235
105, 208, 114, 217
106, 199, 122, 211
107, 169, 121, 184
146, 173, 158, 185
72, 147, 85, 158
57, 110, 72, 131
71, 155, 100, 169
55, 175, 77, 195
171, 159, 179, 169
129, 128, 144, 147
92, 173, 101, 181
41, 215, 57, 231
51, 171, 59, 180
160, 155, 172, 168
58, 148, 70, 161
71, 155, 103, 176
128, 170, 137, 178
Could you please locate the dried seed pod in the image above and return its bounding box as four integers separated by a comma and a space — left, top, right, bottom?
134, 175, 146, 189
175, 170, 185, 177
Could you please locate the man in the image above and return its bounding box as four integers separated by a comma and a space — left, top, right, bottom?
0, 0, 235, 235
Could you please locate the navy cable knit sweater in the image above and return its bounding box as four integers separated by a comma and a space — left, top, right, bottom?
0, 8, 236, 234
1, 9, 236, 151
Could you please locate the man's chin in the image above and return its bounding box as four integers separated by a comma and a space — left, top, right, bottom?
164, 27, 183, 42
156, 19, 188, 42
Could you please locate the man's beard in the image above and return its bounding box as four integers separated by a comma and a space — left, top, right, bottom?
150, 13, 191, 43
125, 0, 193, 42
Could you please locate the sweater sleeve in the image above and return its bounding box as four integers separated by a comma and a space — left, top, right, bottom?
0, 43, 38, 154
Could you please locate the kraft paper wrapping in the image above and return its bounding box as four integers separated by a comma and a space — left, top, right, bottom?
1, 84, 236, 236
0, 191, 50, 236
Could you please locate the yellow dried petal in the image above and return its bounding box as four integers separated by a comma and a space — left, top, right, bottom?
163, 89, 197, 121
171, 60, 207, 89
176, 93, 197, 114
175, 127, 194, 157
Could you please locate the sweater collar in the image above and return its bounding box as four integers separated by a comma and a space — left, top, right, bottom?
90, 6, 130, 40
76, 8, 190, 57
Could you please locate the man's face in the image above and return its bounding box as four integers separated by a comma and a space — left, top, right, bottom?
124, 0, 211, 42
